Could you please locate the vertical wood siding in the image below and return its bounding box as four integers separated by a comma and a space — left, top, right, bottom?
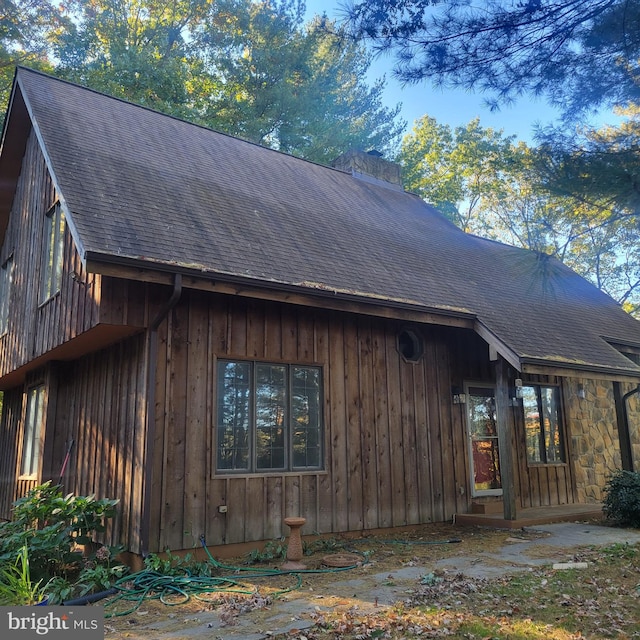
0, 130, 101, 379
512, 374, 575, 508
0, 277, 580, 554
0, 389, 23, 518
51, 335, 147, 551
149, 291, 486, 551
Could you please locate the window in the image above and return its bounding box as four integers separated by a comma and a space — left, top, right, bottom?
522, 385, 565, 464
21, 385, 45, 477
0, 256, 13, 334
216, 360, 323, 473
40, 203, 65, 303
397, 328, 423, 362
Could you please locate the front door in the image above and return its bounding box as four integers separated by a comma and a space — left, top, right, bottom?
466, 385, 502, 496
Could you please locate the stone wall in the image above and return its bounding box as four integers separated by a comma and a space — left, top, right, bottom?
565, 378, 622, 503
623, 383, 640, 472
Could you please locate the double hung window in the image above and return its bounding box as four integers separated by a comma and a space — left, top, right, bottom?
216, 360, 323, 473
522, 384, 565, 463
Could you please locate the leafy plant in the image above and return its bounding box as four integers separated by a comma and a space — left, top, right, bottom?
0, 546, 46, 605
143, 549, 212, 577
245, 539, 286, 564
76, 563, 128, 596
603, 470, 640, 528
44, 576, 75, 605
0, 482, 120, 583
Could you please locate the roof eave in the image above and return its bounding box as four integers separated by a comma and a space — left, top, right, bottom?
84, 250, 479, 325
0, 70, 30, 244
520, 356, 640, 382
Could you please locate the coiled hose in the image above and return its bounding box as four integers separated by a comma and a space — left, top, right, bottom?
101, 534, 367, 617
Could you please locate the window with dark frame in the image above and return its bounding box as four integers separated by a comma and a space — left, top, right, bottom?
40, 203, 65, 303
0, 256, 13, 334
21, 385, 45, 477
397, 328, 423, 362
522, 384, 565, 464
216, 360, 323, 473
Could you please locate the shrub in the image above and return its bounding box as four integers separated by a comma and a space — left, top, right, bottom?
602, 470, 640, 528
0, 482, 120, 584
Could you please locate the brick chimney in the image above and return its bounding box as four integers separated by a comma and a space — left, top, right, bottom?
331, 149, 403, 190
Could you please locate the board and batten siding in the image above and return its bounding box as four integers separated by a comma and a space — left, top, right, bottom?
146, 289, 480, 551
51, 335, 148, 552
514, 374, 575, 509
0, 129, 101, 380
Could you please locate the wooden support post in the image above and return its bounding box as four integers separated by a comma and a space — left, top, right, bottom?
495, 358, 517, 520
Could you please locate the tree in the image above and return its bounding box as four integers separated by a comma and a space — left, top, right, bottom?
195, 0, 404, 162
47, 0, 404, 163
400, 116, 516, 231
53, 0, 214, 120
345, 0, 640, 117
399, 115, 640, 314
537, 106, 640, 214
0, 0, 65, 118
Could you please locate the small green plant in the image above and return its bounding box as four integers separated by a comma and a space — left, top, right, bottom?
143, 549, 212, 577
245, 539, 286, 564
0, 546, 46, 605
75, 562, 128, 596
0, 482, 120, 584
44, 576, 75, 605
302, 536, 344, 556
603, 470, 640, 528
601, 542, 638, 559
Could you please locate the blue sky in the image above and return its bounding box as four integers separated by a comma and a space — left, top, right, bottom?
304, 1, 613, 144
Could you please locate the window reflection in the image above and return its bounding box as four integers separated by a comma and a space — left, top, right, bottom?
216, 360, 323, 473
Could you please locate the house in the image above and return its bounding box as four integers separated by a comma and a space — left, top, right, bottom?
0, 67, 639, 557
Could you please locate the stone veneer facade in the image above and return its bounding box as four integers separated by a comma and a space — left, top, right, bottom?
566, 377, 639, 503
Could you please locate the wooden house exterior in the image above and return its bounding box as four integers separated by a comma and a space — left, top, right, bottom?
0, 68, 639, 556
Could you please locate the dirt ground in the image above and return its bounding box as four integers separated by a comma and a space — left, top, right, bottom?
100, 520, 640, 640
98, 524, 566, 640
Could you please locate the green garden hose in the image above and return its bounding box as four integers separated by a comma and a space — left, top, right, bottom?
102, 535, 366, 617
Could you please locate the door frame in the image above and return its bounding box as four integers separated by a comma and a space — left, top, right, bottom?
464, 382, 503, 497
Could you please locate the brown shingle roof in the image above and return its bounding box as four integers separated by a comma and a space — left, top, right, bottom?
7, 67, 640, 377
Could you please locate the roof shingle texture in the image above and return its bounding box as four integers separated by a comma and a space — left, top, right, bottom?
14, 68, 640, 376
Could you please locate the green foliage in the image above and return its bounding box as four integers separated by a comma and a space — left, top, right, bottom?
245, 539, 287, 564
346, 0, 639, 117
196, 0, 404, 162
43, 575, 75, 605
0, 546, 46, 605
399, 114, 640, 315
75, 562, 128, 596
399, 116, 518, 230
603, 470, 640, 528
0, 482, 119, 583
37, 543, 129, 604
0, 0, 403, 162
600, 542, 638, 560
143, 549, 213, 577
244, 534, 357, 564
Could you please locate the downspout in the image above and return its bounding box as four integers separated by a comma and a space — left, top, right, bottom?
618, 383, 640, 473
140, 273, 182, 557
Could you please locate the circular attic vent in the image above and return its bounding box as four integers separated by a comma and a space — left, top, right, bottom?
397, 328, 424, 363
